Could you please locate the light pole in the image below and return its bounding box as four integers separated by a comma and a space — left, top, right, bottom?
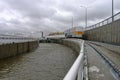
72, 16, 73, 27
112, 0, 114, 22
80, 6, 87, 28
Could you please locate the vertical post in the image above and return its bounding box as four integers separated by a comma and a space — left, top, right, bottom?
80, 6, 88, 28
72, 17, 73, 27
41, 32, 43, 38
111, 0, 114, 43
86, 8, 87, 28
112, 0, 114, 22
27, 42, 30, 52
72, 16, 73, 37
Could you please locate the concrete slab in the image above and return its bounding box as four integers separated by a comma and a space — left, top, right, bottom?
90, 43, 120, 70
85, 44, 117, 80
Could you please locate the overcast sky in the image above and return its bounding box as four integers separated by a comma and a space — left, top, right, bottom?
0, 0, 120, 35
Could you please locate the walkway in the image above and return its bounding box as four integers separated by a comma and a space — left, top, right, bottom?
85, 43, 118, 80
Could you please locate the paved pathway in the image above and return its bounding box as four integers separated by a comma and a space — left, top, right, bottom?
85, 44, 117, 80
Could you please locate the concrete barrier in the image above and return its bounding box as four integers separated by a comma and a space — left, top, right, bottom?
0, 40, 39, 59
9, 43, 17, 57
17, 43, 24, 54
0, 44, 9, 59
85, 19, 120, 45
48, 39, 82, 55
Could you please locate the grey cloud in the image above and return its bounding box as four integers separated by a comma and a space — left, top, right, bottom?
0, 0, 120, 36
4, 0, 56, 19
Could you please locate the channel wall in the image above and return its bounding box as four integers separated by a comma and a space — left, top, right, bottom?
47, 39, 82, 54
0, 40, 39, 59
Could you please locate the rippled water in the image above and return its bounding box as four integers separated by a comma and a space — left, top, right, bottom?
0, 43, 77, 80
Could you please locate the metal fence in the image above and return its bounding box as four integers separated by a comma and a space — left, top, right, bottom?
85, 12, 120, 30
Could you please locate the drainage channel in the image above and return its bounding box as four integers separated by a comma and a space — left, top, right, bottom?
0, 43, 77, 80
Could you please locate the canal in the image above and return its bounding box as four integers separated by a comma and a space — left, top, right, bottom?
0, 43, 77, 80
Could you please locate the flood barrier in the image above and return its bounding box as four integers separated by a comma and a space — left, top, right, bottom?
0, 40, 39, 59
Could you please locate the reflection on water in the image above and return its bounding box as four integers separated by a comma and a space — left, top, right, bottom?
0, 43, 77, 80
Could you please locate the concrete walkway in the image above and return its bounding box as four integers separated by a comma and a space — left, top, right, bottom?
85, 44, 117, 80
90, 43, 120, 71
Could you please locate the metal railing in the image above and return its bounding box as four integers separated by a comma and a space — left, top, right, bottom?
63, 41, 87, 80
85, 12, 120, 30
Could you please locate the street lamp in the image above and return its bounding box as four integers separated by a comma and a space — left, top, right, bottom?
112, 0, 114, 22
72, 16, 73, 27
80, 6, 87, 28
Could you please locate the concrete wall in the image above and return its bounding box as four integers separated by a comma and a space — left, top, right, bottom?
85, 19, 120, 45
49, 39, 81, 54
0, 40, 39, 59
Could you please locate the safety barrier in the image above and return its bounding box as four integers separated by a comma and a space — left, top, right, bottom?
85, 12, 120, 30
0, 40, 39, 59
63, 41, 87, 80
85, 12, 120, 45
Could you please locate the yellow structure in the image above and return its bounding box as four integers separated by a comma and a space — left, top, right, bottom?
74, 31, 84, 35
49, 32, 64, 36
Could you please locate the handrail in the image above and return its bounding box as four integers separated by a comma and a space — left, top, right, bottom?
63, 40, 85, 80
85, 12, 120, 30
